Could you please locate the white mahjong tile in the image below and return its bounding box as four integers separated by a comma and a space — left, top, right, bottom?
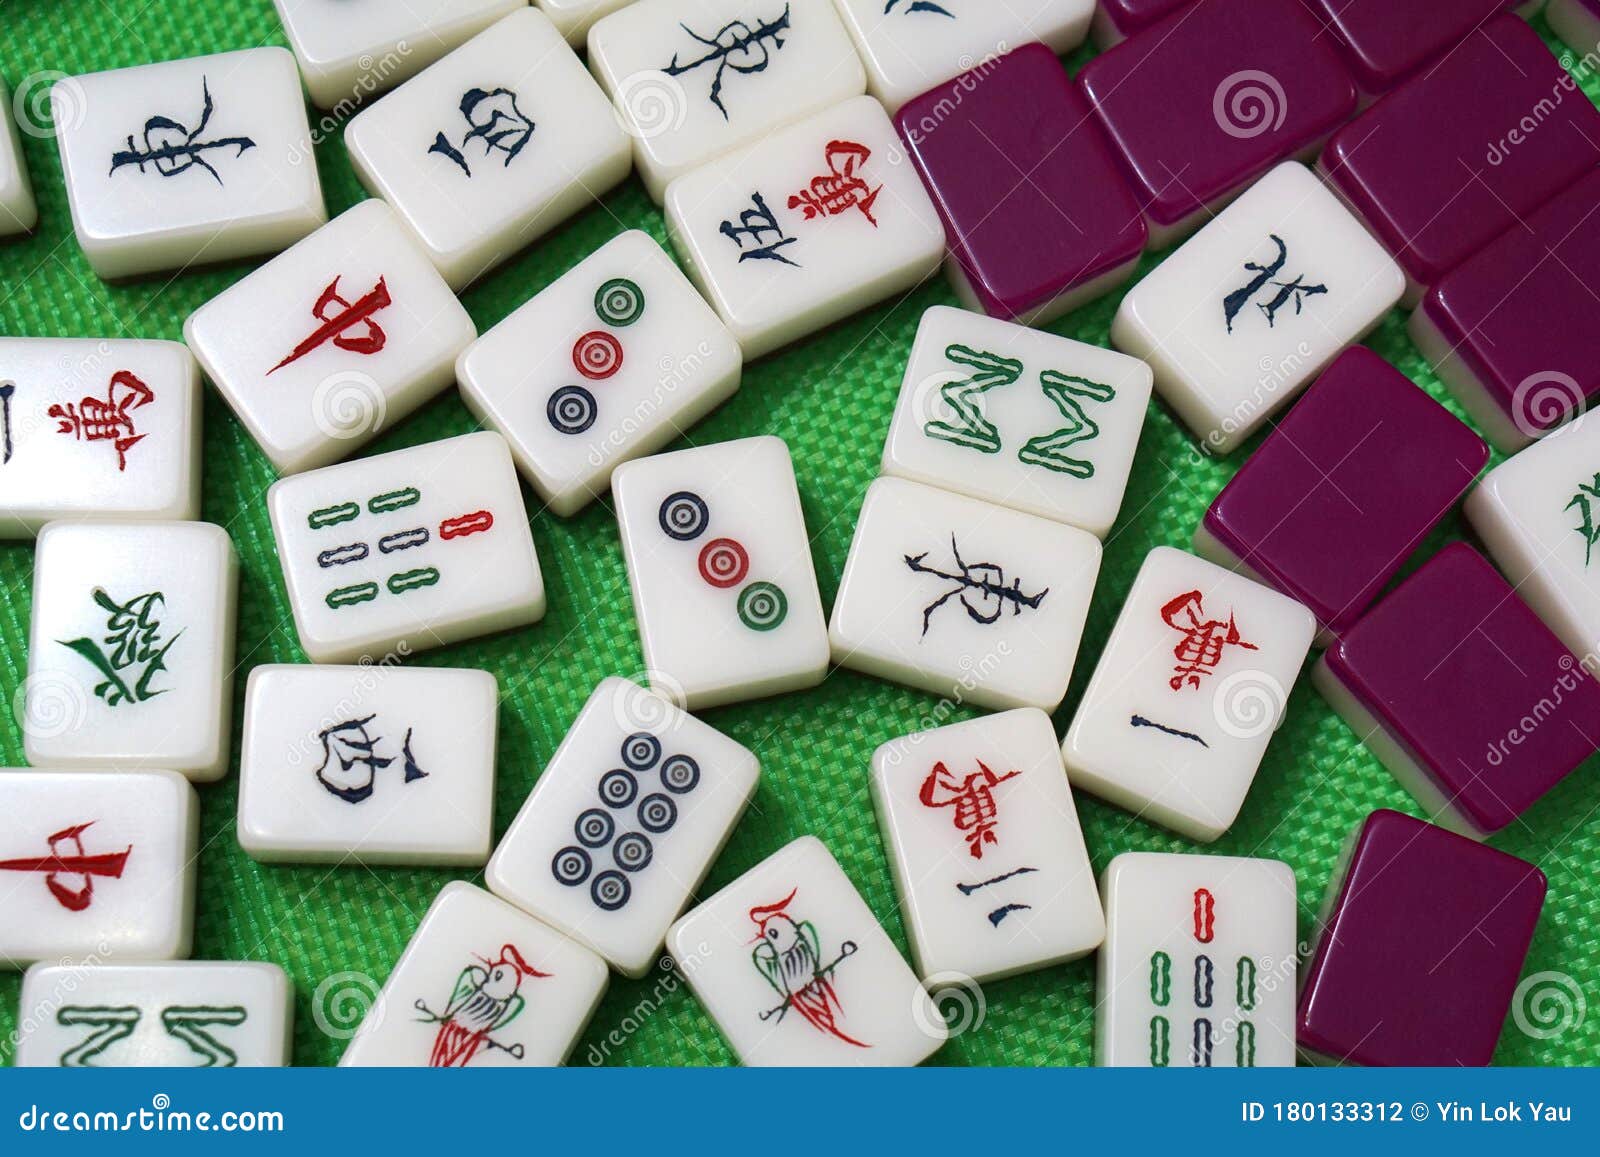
829, 476, 1102, 712
51, 48, 326, 280
0, 75, 38, 234
536, 0, 639, 43
267, 431, 546, 664
882, 305, 1153, 537
833, 0, 1094, 112
0, 338, 200, 537
668, 836, 946, 1065
273, 0, 524, 108
15, 962, 292, 1067
340, 881, 608, 1067
345, 8, 631, 290
1111, 162, 1404, 454
665, 95, 944, 358
26, 521, 238, 782
589, 0, 867, 202
1466, 411, 1600, 660
0, 770, 198, 969
487, 676, 758, 977
185, 201, 475, 476
238, 664, 499, 866
457, 229, 741, 516
1062, 546, 1316, 843
1097, 852, 1298, 1067
871, 708, 1104, 984
611, 436, 829, 709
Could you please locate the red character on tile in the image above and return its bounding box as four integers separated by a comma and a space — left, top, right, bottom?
0, 822, 133, 912
1161, 590, 1258, 691
49, 370, 154, 471
789, 140, 881, 227
269, 275, 392, 374
918, 759, 1022, 859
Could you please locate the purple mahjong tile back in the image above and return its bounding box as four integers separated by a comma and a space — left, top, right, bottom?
1321, 543, 1600, 835
895, 43, 1147, 322
1297, 809, 1546, 1066
1200, 346, 1486, 635
1303, 0, 1519, 94
1415, 167, 1600, 446
1078, 0, 1356, 242
1321, 15, 1600, 294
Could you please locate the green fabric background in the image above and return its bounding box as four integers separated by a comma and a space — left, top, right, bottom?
0, 0, 1596, 1068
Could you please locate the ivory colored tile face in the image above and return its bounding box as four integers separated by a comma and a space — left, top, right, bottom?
486, 677, 759, 977
833, 0, 1093, 112
536, 0, 639, 43
268, 431, 545, 664
664, 95, 944, 359
1467, 412, 1600, 660
1062, 547, 1315, 843
0, 77, 37, 235
1111, 162, 1404, 454
611, 436, 829, 709
457, 229, 742, 516
51, 48, 326, 280
882, 305, 1152, 537
238, 664, 499, 866
870, 709, 1104, 984
0, 338, 201, 537
273, 0, 524, 108
1097, 852, 1298, 1067
26, 521, 238, 782
0, 770, 198, 969
589, 0, 866, 202
184, 200, 476, 476
345, 9, 631, 290
340, 881, 608, 1067
15, 962, 292, 1067
668, 836, 946, 1066
829, 476, 1102, 713
1296, 810, 1546, 1067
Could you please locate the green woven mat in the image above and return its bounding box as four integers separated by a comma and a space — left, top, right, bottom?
1, 0, 1596, 1068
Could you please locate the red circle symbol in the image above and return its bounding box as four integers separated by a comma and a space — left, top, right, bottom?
697, 538, 749, 588
573, 331, 623, 380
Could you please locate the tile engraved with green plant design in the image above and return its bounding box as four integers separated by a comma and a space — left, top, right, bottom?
58, 588, 182, 706
922, 344, 1115, 479
1565, 473, 1600, 566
